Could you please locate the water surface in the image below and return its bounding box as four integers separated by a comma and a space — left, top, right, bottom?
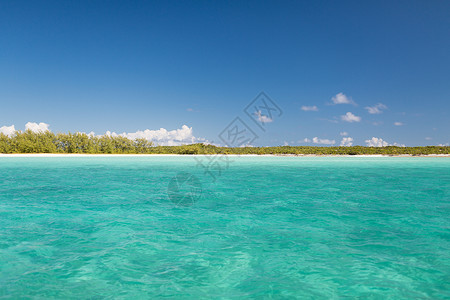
0, 156, 449, 298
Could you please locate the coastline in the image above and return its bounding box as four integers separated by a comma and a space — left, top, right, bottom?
0, 153, 449, 157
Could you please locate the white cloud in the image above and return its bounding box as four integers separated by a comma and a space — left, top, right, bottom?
365, 103, 387, 114
312, 137, 336, 145
340, 137, 353, 146
110, 125, 206, 146
331, 93, 355, 105
438, 143, 449, 146
365, 137, 405, 147
301, 105, 318, 111
425, 137, 432, 141
0, 125, 16, 137
341, 112, 361, 123
302, 138, 311, 143
365, 137, 389, 147
392, 142, 406, 147
255, 110, 273, 123
394, 122, 404, 126
340, 131, 348, 136
25, 122, 50, 133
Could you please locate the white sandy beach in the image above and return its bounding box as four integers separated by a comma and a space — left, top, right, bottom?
0, 154, 449, 157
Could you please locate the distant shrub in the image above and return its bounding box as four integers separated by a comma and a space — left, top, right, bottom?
0, 131, 448, 155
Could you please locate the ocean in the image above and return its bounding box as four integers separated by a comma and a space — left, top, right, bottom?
1, 156, 449, 298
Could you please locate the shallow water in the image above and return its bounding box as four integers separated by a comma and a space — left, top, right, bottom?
0, 156, 449, 298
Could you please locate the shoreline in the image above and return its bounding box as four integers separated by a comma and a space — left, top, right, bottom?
0, 153, 449, 157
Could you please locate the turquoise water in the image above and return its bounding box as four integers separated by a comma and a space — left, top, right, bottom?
1, 156, 449, 299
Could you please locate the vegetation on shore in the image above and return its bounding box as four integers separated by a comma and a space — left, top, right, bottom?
0, 130, 448, 155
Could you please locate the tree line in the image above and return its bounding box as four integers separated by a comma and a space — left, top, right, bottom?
0, 131, 153, 154
0, 130, 448, 155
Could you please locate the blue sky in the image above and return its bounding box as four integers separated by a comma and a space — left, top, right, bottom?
1, 0, 449, 146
